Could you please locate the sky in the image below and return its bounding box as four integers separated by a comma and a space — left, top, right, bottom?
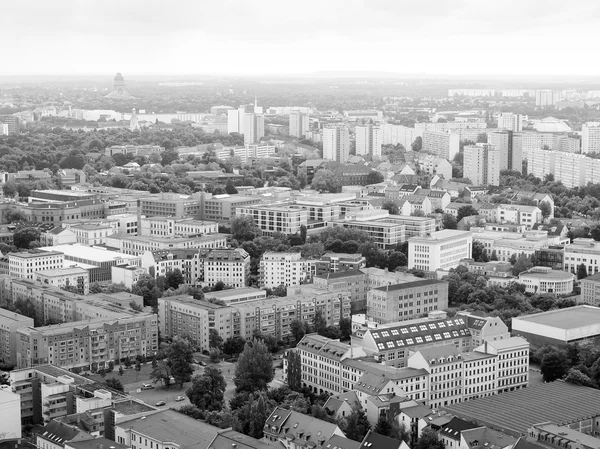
2, 0, 600, 77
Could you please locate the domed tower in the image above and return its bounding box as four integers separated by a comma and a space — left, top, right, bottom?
114, 73, 125, 95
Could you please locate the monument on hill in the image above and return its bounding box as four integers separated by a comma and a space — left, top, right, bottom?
105, 72, 135, 99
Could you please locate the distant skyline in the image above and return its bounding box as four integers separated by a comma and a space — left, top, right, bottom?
2, 0, 600, 77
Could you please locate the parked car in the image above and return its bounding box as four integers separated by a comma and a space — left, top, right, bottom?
175, 396, 185, 402
155, 400, 166, 406
141, 383, 154, 390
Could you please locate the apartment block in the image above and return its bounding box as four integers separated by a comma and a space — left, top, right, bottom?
483, 337, 529, 393
323, 124, 350, 162
200, 193, 263, 221
203, 248, 250, 288
235, 204, 308, 236
489, 130, 522, 172
0, 308, 34, 364
289, 111, 310, 138
463, 144, 500, 186
16, 313, 158, 370
67, 223, 113, 246
159, 290, 351, 347
139, 217, 218, 237
580, 273, 600, 306
582, 122, 600, 154
422, 130, 460, 161
36, 267, 90, 295
381, 124, 422, 148
355, 124, 382, 157
9, 251, 65, 279
497, 113, 524, 132
259, 252, 315, 289
243, 113, 265, 144
313, 270, 369, 313
367, 280, 449, 324
408, 230, 473, 272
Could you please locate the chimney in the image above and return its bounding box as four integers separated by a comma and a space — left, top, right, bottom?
484, 341, 488, 354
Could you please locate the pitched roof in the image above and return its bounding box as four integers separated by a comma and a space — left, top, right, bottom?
358, 430, 403, 449
366, 317, 471, 351
400, 404, 433, 419
324, 435, 361, 449
512, 438, 547, 449
354, 372, 395, 395
297, 334, 350, 361
324, 391, 360, 414
37, 421, 88, 445
439, 417, 480, 440
264, 407, 342, 446
207, 429, 274, 449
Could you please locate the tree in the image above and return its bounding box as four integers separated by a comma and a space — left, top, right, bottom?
414, 428, 445, 449
234, 338, 274, 393
511, 253, 534, 276
342, 407, 371, 442
165, 269, 184, 290
234, 391, 276, 439
167, 336, 195, 387
472, 241, 489, 262
13, 228, 41, 249
565, 368, 595, 387
477, 132, 488, 143
540, 350, 569, 382
442, 214, 457, 230
300, 225, 308, 244
104, 378, 124, 392
382, 200, 399, 215
99, 368, 106, 378
411, 136, 422, 152
118, 366, 124, 376
314, 310, 327, 336
577, 263, 588, 280
231, 215, 261, 241
225, 179, 238, 194
290, 319, 306, 344
222, 336, 246, 356
311, 169, 342, 193
287, 350, 302, 391
339, 317, 352, 340
540, 201, 552, 220
151, 359, 172, 387
456, 205, 478, 223
209, 328, 224, 349
186, 366, 226, 412
5, 210, 27, 223
374, 416, 392, 437
366, 171, 384, 184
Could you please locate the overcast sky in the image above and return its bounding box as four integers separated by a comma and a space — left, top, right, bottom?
2, 0, 599, 77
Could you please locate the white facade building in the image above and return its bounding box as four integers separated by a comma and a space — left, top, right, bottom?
497, 113, 524, 132
323, 124, 350, 162
422, 130, 460, 161
9, 251, 65, 280
582, 122, 600, 154
259, 252, 316, 289
289, 111, 310, 138
408, 230, 473, 272
463, 144, 500, 186
243, 113, 265, 144
355, 124, 382, 157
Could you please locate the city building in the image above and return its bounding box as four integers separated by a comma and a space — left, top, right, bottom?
36, 420, 93, 449
582, 122, 600, 154
512, 305, 600, 348
204, 287, 266, 305
289, 111, 310, 138
463, 144, 500, 186
115, 409, 220, 449
564, 238, 600, 276
0, 115, 20, 134
456, 311, 510, 348
517, 267, 575, 294
263, 407, 345, 447
580, 273, 600, 306
313, 270, 369, 313
235, 204, 307, 236
9, 251, 65, 279
207, 429, 273, 449
108, 233, 227, 257
535, 90, 560, 107
367, 279, 449, 324
0, 308, 34, 365
408, 230, 473, 272
528, 423, 600, 449
315, 253, 367, 275
203, 248, 250, 288
36, 267, 90, 295
200, 192, 264, 221
16, 311, 158, 369
422, 130, 460, 161
139, 217, 218, 237
355, 124, 382, 157
497, 113, 524, 132
0, 387, 22, 439
482, 337, 529, 393
323, 124, 350, 162
68, 223, 113, 246
140, 192, 203, 218
243, 113, 265, 144
259, 252, 315, 289
39, 245, 140, 283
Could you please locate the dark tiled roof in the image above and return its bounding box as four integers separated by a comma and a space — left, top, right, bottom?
208, 429, 274, 449
367, 317, 470, 350
325, 435, 361, 449
439, 417, 480, 440
358, 431, 403, 449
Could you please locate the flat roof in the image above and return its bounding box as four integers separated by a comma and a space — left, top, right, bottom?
373, 279, 446, 292
442, 381, 600, 437
513, 305, 600, 330
205, 287, 266, 299
10, 251, 64, 259
36, 267, 88, 277
39, 245, 139, 263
